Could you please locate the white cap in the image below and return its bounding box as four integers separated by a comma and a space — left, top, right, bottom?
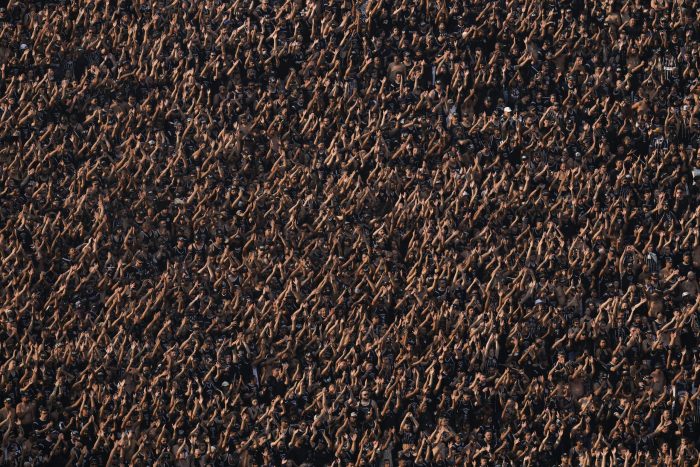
504, 106, 512, 113
19, 43, 28, 50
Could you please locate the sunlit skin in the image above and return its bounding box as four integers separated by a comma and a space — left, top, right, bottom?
0, 0, 699, 465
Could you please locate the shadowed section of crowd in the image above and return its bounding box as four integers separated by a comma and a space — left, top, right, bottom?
1, 0, 700, 465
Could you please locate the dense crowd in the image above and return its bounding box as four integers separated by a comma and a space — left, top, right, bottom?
1, 0, 700, 465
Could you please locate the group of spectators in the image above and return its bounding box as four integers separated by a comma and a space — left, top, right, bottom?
1, 0, 700, 464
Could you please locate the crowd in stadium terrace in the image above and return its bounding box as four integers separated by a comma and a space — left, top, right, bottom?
1, 0, 700, 465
